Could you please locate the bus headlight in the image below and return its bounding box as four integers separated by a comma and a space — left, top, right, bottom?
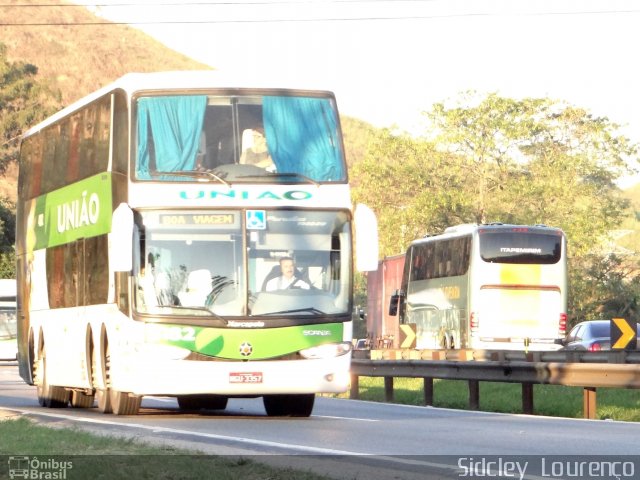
300, 342, 352, 359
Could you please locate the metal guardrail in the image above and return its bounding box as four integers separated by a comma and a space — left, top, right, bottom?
349, 349, 640, 419
363, 348, 640, 363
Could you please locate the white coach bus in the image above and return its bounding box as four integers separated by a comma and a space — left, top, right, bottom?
16, 71, 378, 416
390, 224, 567, 351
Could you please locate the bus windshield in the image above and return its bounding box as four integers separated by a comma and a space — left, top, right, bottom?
135, 94, 346, 183
133, 209, 352, 318
479, 230, 562, 264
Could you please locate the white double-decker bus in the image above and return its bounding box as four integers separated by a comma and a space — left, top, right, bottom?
390, 224, 567, 351
16, 71, 377, 416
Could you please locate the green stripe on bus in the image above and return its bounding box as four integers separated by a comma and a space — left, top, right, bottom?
30, 173, 113, 251
145, 322, 344, 360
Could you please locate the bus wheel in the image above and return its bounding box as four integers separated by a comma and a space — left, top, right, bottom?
96, 389, 112, 413
263, 394, 314, 417
94, 344, 111, 414
70, 391, 94, 408
35, 347, 69, 408
110, 390, 142, 416
177, 394, 228, 411
102, 342, 140, 415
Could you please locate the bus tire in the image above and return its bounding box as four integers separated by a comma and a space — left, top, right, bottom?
70, 391, 94, 408
177, 394, 228, 411
35, 347, 69, 408
263, 394, 314, 417
110, 390, 141, 416
96, 335, 112, 413
96, 389, 112, 413
101, 340, 140, 415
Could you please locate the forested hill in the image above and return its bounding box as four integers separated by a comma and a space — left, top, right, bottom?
0, 0, 210, 106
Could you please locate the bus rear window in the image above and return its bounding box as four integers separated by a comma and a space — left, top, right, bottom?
479, 231, 562, 264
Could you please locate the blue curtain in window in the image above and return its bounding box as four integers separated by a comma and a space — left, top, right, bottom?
263, 96, 345, 181
136, 96, 207, 179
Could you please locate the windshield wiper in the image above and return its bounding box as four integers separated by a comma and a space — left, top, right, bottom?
262, 307, 326, 316
149, 170, 231, 187
238, 172, 320, 187
151, 305, 226, 320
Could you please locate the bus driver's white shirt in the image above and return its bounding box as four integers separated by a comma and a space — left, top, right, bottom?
265, 276, 310, 291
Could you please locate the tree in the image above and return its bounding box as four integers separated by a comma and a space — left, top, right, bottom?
426, 93, 635, 245
1, 43, 60, 172
0, 43, 60, 277
351, 129, 471, 257
427, 93, 551, 224
0, 199, 14, 278
570, 253, 640, 323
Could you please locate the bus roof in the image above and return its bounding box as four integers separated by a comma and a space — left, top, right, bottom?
21, 70, 338, 138
414, 223, 564, 244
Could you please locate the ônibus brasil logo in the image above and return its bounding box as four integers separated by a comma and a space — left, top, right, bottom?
8, 456, 72, 479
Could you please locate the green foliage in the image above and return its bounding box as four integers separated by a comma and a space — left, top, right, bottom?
569, 253, 640, 324
351, 129, 471, 256
0, 197, 15, 278
0, 250, 15, 278
0, 43, 60, 172
341, 115, 379, 169
0, 198, 15, 249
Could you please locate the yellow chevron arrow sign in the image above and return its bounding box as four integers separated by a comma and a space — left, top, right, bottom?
399, 324, 417, 349
611, 318, 637, 350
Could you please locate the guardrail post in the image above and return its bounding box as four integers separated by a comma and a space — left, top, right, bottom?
384, 377, 394, 402
350, 373, 359, 399
583, 387, 597, 419
468, 380, 479, 410
522, 383, 534, 414
423, 377, 434, 406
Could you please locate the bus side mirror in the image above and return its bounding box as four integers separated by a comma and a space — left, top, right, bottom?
389, 289, 403, 316
354, 204, 379, 272
110, 203, 134, 272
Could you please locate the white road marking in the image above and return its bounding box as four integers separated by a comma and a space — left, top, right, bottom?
313, 415, 378, 422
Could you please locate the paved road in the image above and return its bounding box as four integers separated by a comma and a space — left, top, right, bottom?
1, 362, 639, 479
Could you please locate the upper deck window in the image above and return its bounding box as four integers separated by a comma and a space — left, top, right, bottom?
135, 94, 346, 183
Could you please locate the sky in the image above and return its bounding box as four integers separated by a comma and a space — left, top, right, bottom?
81, 0, 640, 186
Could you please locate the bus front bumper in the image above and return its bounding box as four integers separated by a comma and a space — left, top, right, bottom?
110, 353, 352, 396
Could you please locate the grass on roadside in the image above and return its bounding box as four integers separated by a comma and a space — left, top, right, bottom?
0, 417, 329, 480
339, 377, 640, 421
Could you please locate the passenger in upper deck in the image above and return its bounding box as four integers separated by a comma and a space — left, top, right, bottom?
239, 127, 276, 171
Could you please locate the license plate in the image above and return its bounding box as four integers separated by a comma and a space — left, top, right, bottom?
229, 372, 263, 384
